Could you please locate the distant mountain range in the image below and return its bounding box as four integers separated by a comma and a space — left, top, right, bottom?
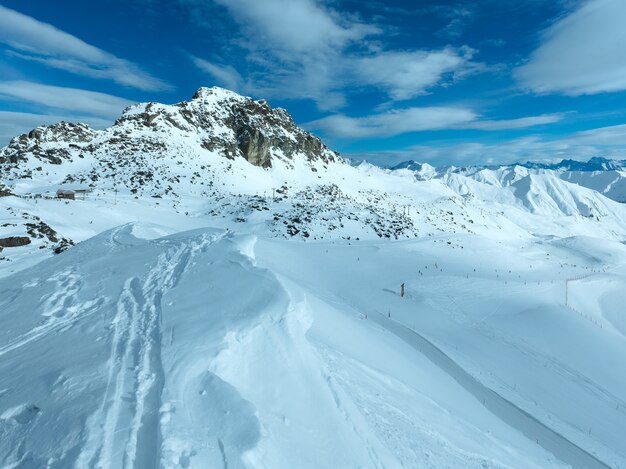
518, 157, 626, 172
391, 157, 626, 203
391, 156, 626, 173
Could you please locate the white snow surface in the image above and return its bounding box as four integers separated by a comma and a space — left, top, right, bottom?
1, 89, 626, 468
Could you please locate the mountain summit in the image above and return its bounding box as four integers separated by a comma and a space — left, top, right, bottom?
0, 86, 340, 173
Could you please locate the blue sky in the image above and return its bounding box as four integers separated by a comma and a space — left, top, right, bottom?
1, 0, 626, 166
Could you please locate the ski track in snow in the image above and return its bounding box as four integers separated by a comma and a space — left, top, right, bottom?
76, 231, 219, 469
372, 313, 611, 469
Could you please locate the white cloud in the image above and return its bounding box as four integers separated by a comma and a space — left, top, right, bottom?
306, 107, 477, 137
212, 0, 377, 55
473, 113, 565, 130
569, 123, 626, 145
515, 0, 626, 95
203, 0, 378, 108
436, 6, 473, 39
0, 111, 112, 146
189, 0, 479, 108
353, 48, 473, 100
0, 5, 168, 91
191, 56, 244, 92
306, 108, 563, 138
0, 81, 133, 118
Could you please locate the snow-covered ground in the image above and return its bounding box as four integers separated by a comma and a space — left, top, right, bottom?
1, 196, 625, 468
1, 89, 626, 468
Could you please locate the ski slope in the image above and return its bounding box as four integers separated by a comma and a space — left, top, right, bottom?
1, 221, 625, 468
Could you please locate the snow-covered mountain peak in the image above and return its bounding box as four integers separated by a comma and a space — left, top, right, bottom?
390, 160, 437, 180
1, 86, 341, 176
3, 88, 626, 260
107, 87, 340, 168
393, 156, 626, 204
191, 85, 248, 103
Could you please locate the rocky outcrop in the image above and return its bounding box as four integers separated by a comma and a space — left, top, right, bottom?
224, 95, 336, 167
0, 236, 31, 248
1, 122, 97, 166
0, 185, 13, 197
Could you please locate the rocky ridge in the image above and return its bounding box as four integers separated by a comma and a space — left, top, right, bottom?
1, 87, 338, 172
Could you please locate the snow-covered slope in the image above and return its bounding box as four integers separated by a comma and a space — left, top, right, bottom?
1, 88, 626, 468
2, 223, 625, 468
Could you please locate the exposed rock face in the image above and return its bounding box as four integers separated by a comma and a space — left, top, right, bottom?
1, 122, 97, 165
219, 93, 335, 167
236, 126, 271, 167
0, 236, 31, 248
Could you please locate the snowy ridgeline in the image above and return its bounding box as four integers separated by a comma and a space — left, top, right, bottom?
396, 158, 626, 204
1, 88, 626, 468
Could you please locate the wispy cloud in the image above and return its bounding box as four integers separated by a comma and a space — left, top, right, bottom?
436, 5, 474, 39
0, 5, 169, 91
0, 81, 133, 118
188, 0, 481, 108
567, 123, 626, 145
196, 0, 378, 109
212, 0, 378, 56
0, 81, 134, 145
306, 107, 477, 138
472, 113, 565, 130
190, 56, 244, 93
515, 0, 626, 95
352, 48, 475, 100
306, 108, 564, 138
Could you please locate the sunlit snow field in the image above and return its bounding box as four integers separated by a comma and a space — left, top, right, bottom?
1, 180, 625, 468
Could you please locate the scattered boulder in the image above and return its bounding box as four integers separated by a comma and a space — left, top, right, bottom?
53, 238, 74, 254
25, 222, 59, 242
0, 236, 31, 248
